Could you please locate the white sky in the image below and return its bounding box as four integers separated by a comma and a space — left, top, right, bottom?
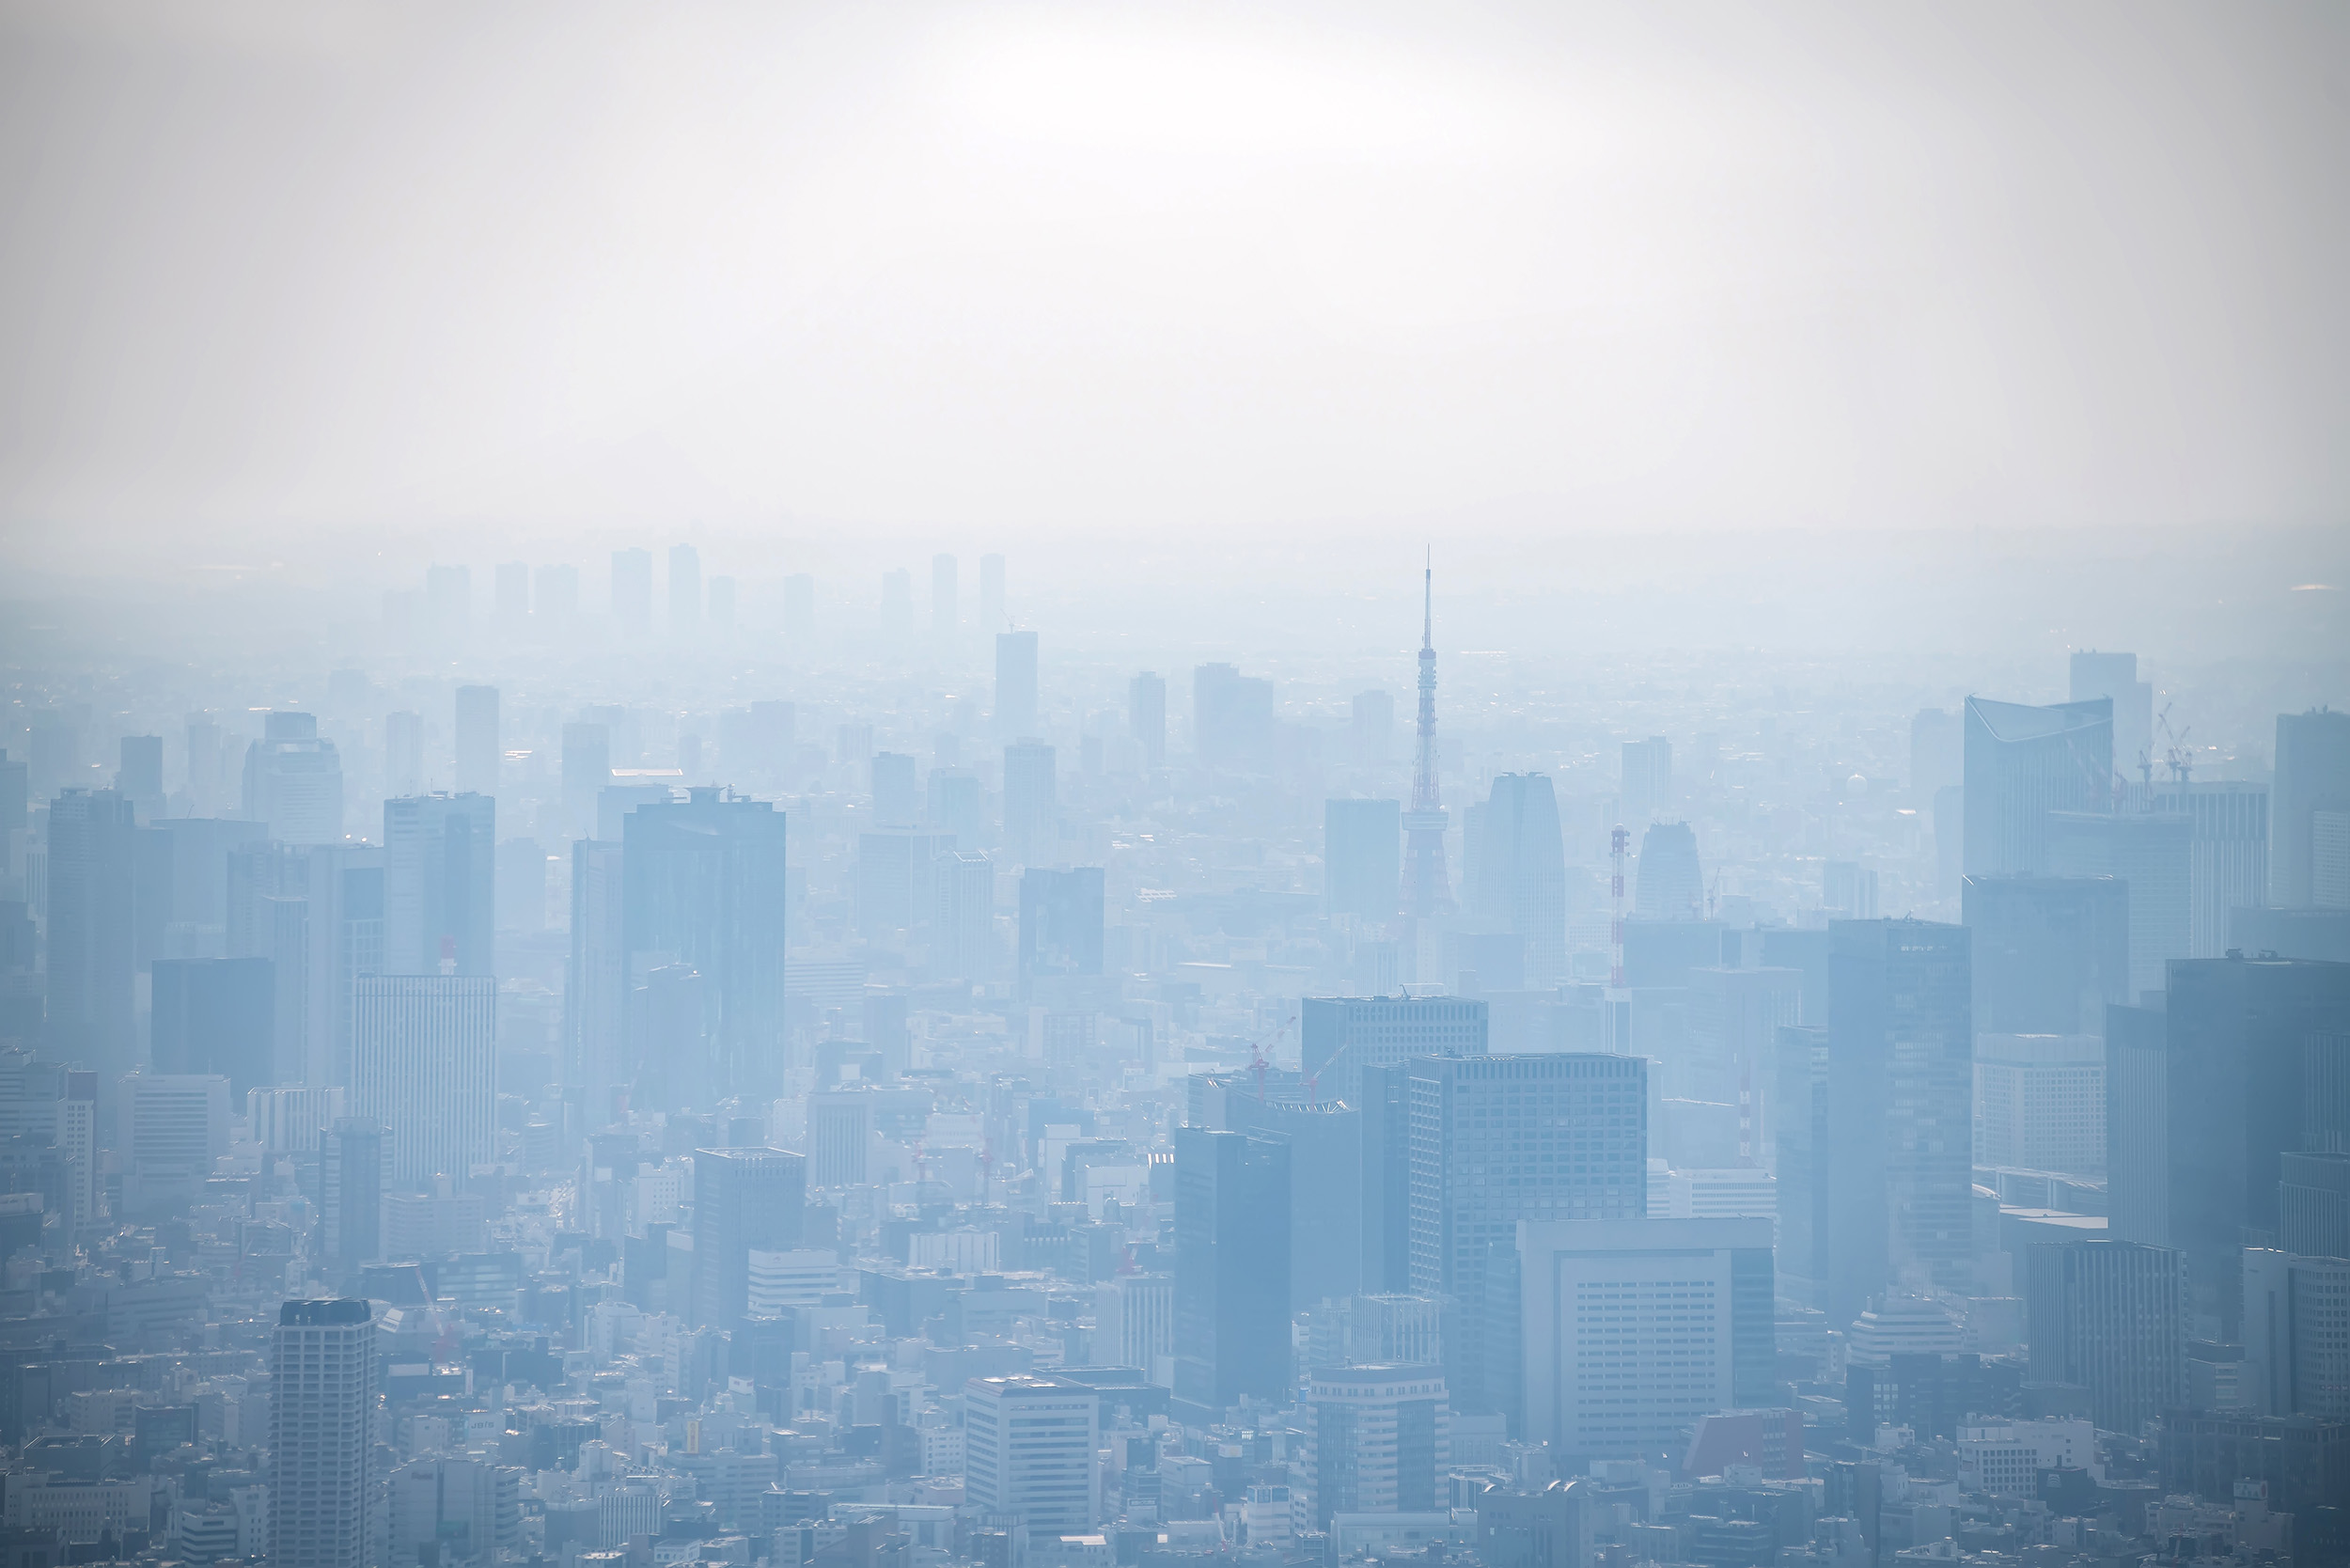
0, 0, 2343, 563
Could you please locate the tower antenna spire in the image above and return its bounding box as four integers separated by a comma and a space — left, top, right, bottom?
1402, 553, 1451, 920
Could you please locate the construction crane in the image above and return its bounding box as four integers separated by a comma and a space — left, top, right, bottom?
2158, 706, 2196, 784
1246, 1012, 1296, 1102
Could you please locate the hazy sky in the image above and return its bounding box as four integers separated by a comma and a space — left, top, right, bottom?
1, 0, 2343, 563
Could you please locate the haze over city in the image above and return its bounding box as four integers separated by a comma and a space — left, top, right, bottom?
1, 7, 2346, 1568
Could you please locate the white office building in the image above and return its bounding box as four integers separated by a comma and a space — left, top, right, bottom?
1518, 1216, 1775, 1461
964, 1375, 1100, 1531
1974, 1034, 2104, 1177
352, 976, 494, 1188
1955, 1419, 2097, 1496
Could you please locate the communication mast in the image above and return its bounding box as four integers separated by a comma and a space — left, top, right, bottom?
1609, 825, 1629, 989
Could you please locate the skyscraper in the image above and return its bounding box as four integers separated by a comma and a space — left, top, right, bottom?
871, 751, 919, 825
1129, 671, 1167, 771
621, 790, 788, 1105
1774, 1024, 1831, 1306
1633, 822, 1704, 920
44, 789, 138, 1070
116, 735, 163, 821
2139, 779, 2268, 957
352, 975, 495, 1188
1351, 690, 1395, 767
2069, 651, 2154, 781
150, 956, 274, 1092
2049, 808, 2192, 999
1018, 867, 1104, 994
1621, 737, 1672, 824
1406, 1053, 1649, 1416
995, 630, 1039, 736
1300, 996, 1487, 1103
384, 711, 423, 800
1962, 696, 2112, 878
2026, 1239, 2186, 1435
691, 1146, 806, 1329
1324, 799, 1402, 924
560, 723, 611, 840
270, 1298, 377, 1568
1962, 875, 2130, 1035
567, 839, 625, 1117
1517, 1216, 1775, 1460
242, 713, 344, 845
2165, 954, 2350, 1333
321, 1118, 384, 1272
1174, 1125, 1292, 1414
2273, 709, 2350, 908
384, 793, 494, 978
611, 548, 653, 635
1001, 740, 1057, 867
1472, 775, 1568, 984
668, 543, 700, 630
1303, 1365, 1449, 1529
2242, 1247, 2350, 1419
964, 1374, 1101, 1531
454, 685, 499, 799
1402, 566, 1449, 917
1824, 918, 1973, 1326
932, 553, 957, 635
933, 852, 997, 981
1195, 662, 1277, 772
1200, 1072, 1371, 1306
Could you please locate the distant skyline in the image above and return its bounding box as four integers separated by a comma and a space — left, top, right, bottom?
3, 0, 2345, 549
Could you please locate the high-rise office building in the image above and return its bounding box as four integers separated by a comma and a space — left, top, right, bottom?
927, 767, 982, 848
1633, 822, 1703, 920
1018, 867, 1104, 993
2165, 955, 2350, 1333
1351, 690, 1395, 767
2026, 1239, 2186, 1435
1824, 918, 1972, 1326
1682, 966, 1801, 1154
1195, 662, 1276, 771
964, 1374, 1101, 1530
611, 548, 653, 635
1093, 1273, 1175, 1373
384, 711, 423, 800
1406, 1054, 1649, 1417
321, 1117, 384, 1271
1300, 996, 1486, 1104
1174, 1125, 1292, 1413
622, 790, 788, 1105
1963, 876, 2130, 1035
931, 553, 957, 635
1622, 737, 1672, 823
116, 735, 163, 821
567, 839, 625, 1116
2242, 1248, 2350, 1419
856, 829, 954, 939
454, 686, 499, 799
1303, 1365, 1449, 1529
561, 724, 611, 840
1001, 740, 1056, 867
2049, 808, 2192, 999
2070, 651, 2154, 781
933, 852, 996, 981
1774, 1024, 1831, 1306
1325, 799, 1402, 924
1962, 697, 2112, 878
1974, 1034, 2104, 1177
2280, 1150, 2350, 1258
248, 1085, 343, 1154
269, 1298, 378, 1568
533, 562, 578, 626
352, 975, 495, 1188
1471, 776, 1568, 984
2137, 780, 2268, 957
871, 751, 919, 825
691, 1146, 806, 1329
1130, 672, 1167, 772
384, 793, 494, 978
150, 957, 274, 1092
2105, 1003, 2168, 1245
979, 553, 1006, 631
668, 543, 700, 630
2273, 709, 2350, 908
1518, 1216, 1774, 1460
995, 630, 1039, 736
44, 789, 138, 1070
242, 713, 344, 845
225, 842, 383, 1088
1204, 1074, 1372, 1306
